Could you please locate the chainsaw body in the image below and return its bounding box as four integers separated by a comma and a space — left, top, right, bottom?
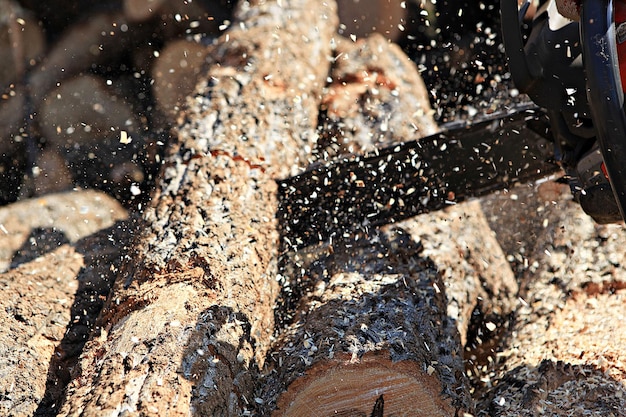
502, 0, 626, 223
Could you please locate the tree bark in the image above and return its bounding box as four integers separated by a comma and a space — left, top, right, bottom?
259, 34, 518, 416
261, 228, 473, 416
0, 191, 128, 416
480, 183, 626, 416
58, 1, 337, 416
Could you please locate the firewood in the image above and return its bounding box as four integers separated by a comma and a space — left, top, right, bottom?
316, 34, 438, 159
151, 38, 210, 118
336, 0, 407, 41
124, 0, 169, 22
27, 12, 147, 103
480, 183, 626, 415
57, 1, 338, 415
0, 1, 46, 204
261, 229, 473, 416
0, 0, 45, 89
260, 34, 517, 416
0, 190, 128, 416
320, 33, 518, 352
37, 74, 147, 201
30, 147, 74, 195
0, 190, 128, 272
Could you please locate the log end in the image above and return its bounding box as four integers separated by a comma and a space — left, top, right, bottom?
274, 354, 459, 417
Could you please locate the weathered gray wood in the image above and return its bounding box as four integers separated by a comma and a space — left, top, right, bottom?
58, 1, 338, 416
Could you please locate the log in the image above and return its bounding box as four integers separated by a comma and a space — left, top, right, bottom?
37, 74, 147, 201
336, 0, 407, 42
27, 12, 139, 103
479, 183, 626, 415
261, 228, 472, 416
0, 190, 128, 416
58, 1, 337, 416
399, 202, 520, 350
259, 34, 517, 416
0, 0, 46, 89
0, 190, 128, 272
317, 34, 519, 347
151, 38, 210, 118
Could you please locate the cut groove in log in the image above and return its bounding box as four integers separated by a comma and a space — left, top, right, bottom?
264, 33, 518, 416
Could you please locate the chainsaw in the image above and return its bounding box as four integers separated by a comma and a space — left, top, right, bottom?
278, 0, 626, 248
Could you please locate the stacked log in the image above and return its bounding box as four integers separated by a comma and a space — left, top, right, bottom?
479, 183, 626, 415
56, 1, 338, 416
1, 2, 625, 416
258, 34, 518, 416
0, 0, 233, 205
0, 0, 45, 203
0, 191, 128, 416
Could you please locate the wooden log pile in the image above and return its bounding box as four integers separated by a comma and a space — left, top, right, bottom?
479, 184, 626, 416
0, 191, 129, 416
0, 1, 625, 416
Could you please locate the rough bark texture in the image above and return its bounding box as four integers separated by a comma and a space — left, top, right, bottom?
398, 202, 520, 351
262, 228, 472, 416
58, 1, 338, 416
316, 34, 438, 160
260, 34, 517, 416
479, 182, 626, 416
0, 191, 129, 416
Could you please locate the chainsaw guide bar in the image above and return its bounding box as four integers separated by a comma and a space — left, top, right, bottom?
278, 102, 559, 249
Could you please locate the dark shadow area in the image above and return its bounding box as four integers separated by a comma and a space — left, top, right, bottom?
33, 219, 135, 416
400, 0, 512, 123
10, 227, 70, 269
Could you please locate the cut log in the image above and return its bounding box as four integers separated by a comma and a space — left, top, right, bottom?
0, 190, 128, 272
316, 34, 438, 159
317, 34, 518, 347
0, 191, 128, 416
58, 1, 337, 416
261, 228, 472, 416
260, 34, 517, 416
399, 202, 520, 350
479, 183, 626, 415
